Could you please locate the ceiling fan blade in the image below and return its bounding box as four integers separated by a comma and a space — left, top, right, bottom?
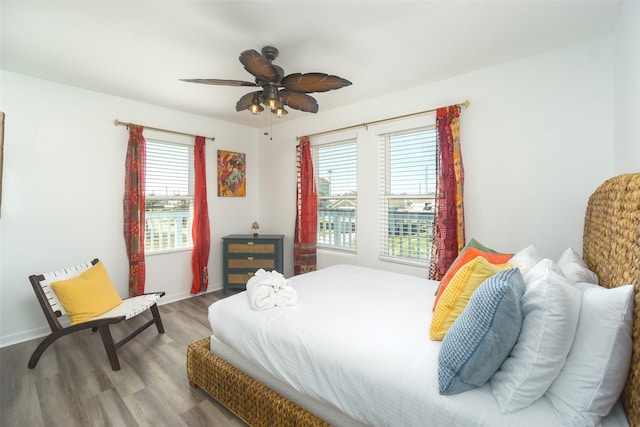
179, 78, 258, 87
281, 73, 352, 93
236, 91, 262, 112
239, 49, 280, 83
279, 90, 319, 113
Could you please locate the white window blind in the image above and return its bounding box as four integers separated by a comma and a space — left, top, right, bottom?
145, 140, 194, 252
313, 139, 357, 249
378, 127, 437, 263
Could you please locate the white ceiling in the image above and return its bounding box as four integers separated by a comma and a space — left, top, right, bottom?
1, 1, 622, 128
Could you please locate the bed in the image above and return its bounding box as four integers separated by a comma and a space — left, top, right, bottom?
187, 173, 639, 427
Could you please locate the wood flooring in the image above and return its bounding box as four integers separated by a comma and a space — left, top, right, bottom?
0, 289, 247, 427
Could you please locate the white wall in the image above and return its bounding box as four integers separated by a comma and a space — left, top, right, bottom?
260, 36, 616, 279
612, 1, 640, 174
0, 71, 261, 346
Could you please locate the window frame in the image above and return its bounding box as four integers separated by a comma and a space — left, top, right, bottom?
144, 137, 195, 254
377, 124, 437, 266
311, 134, 358, 252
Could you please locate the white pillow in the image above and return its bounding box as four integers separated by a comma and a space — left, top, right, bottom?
509, 245, 542, 277
545, 283, 634, 427
491, 259, 582, 413
557, 247, 599, 284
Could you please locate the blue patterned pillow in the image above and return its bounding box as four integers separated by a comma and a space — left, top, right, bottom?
438, 268, 525, 395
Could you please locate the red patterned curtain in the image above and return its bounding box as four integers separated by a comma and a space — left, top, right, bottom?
124, 125, 146, 296
294, 136, 318, 275
191, 136, 210, 294
430, 105, 465, 280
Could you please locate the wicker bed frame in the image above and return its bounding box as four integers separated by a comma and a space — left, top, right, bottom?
186, 173, 640, 427
582, 173, 639, 426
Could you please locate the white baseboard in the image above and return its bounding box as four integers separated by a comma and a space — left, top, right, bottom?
157, 283, 223, 306
0, 326, 51, 349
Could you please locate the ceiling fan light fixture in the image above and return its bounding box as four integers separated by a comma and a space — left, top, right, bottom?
266, 99, 278, 109
274, 105, 288, 118
263, 85, 279, 109
249, 93, 264, 114
249, 103, 264, 115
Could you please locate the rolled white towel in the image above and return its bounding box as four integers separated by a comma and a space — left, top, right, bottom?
259, 270, 287, 289
274, 285, 297, 307
246, 271, 275, 311
246, 269, 297, 310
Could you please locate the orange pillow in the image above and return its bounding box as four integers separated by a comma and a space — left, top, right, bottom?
433, 247, 512, 310
430, 256, 511, 340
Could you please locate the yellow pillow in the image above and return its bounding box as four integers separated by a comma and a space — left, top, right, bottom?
430, 256, 511, 340
51, 261, 123, 325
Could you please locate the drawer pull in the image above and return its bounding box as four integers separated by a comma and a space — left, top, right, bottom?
247, 257, 254, 261
247, 241, 255, 246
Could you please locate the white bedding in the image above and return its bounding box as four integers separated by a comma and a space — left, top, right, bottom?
207, 264, 627, 427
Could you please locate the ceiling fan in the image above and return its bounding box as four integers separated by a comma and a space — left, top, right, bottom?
180, 46, 352, 118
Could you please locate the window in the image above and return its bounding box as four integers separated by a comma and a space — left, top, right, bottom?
145, 139, 194, 252
379, 127, 436, 263
313, 139, 357, 249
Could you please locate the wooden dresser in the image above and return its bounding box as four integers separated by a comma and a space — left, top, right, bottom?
221, 234, 284, 293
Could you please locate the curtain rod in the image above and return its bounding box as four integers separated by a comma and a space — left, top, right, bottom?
114, 119, 215, 141
296, 100, 469, 140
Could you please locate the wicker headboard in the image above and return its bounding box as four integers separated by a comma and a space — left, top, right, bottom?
582, 173, 639, 426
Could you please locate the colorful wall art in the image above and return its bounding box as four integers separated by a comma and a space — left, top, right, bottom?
217, 150, 246, 197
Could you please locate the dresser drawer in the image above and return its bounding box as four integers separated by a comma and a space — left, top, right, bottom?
227, 271, 262, 285
227, 242, 275, 254
227, 258, 275, 269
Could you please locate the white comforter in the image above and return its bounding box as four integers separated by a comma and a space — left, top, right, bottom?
207, 264, 576, 426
